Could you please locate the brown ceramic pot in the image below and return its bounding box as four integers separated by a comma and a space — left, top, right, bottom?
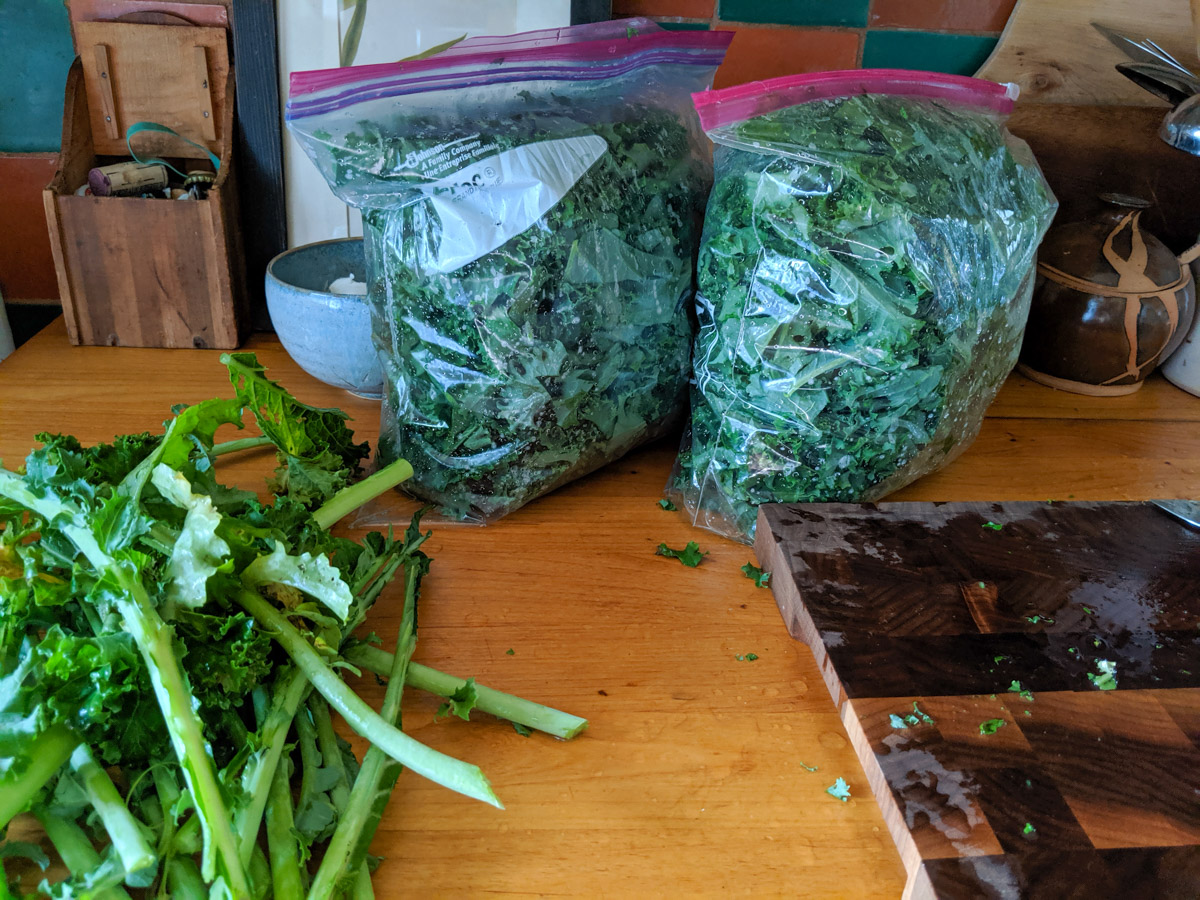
1018, 195, 1196, 395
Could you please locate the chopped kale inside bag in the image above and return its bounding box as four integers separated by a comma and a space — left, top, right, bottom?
334, 105, 707, 521
284, 24, 731, 522
670, 93, 1056, 541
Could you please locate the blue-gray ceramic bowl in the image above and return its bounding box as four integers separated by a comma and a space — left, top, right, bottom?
265, 238, 383, 399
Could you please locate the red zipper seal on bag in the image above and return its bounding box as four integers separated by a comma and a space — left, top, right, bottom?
691, 69, 1019, 131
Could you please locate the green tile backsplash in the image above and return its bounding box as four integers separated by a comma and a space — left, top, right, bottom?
719, 0, 870, 29
862, 31, 998, 76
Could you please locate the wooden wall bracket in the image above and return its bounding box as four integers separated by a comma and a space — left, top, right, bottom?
193, 45, 216, 141
92, 44, 119, 140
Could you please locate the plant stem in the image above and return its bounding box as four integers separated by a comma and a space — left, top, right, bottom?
69, 744, 157, 877
235, 588, 501, 808
150, 767, 185, 900
151, 767, 180, 859
308, 564, 417, 899
210, 435, 274, 458
308, 696, 371, 894
309, 696, 352, 808
35, 809, 134, 900
266, 754, 306, 900
166, 857, 207, 900
235, 665, 311, 867
311, 458, 414, 531
172, 814, 202, 855
340, 0, 368, 66
249, 845, 273, 900
294, 703, 324, 821
344, 645, 589, 740
351, 867, 375, 900
112, 584, 250, 896
0, 724, 77, 829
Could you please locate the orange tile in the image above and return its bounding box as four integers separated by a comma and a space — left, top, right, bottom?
713, 26, 861, 89
0, 155, 60, 300
612, 0, 715, 17
869, 0, 1017, 34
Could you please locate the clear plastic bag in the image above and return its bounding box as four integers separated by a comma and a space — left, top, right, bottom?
668, 71, 1058, 543
287, 20, 731, 522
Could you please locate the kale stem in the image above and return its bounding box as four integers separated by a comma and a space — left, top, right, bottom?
249, 845, 273, 900
151, 767, 180, 858
171, 814, 202, 855
235, 587, 501, 808
266, 753, 306, 900
308, 696, 352, 808
235, 665, 311, 867
344, 645, 589, 740
308, 563, 418, 900
210, 435, 274, 458
111, 584, 250, 896
69, 744, 157, 877
165, 857, 207, 900
294, 703, 324, 818
34, 808, 134, 900
0, 724, 77, 829
311, 458, 414, 531
309, 692, 374, 891
351, 867, 375, 900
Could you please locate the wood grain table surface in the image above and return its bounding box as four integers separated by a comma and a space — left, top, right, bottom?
1, 318, 1198, 898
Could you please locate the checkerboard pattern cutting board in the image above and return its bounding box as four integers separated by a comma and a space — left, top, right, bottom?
755, 501, 1200, 899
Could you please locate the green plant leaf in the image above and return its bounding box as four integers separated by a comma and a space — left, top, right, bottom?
340, 0, 369, 66
656, 541, 707, 567
740, 563, 770, 588
242, 542, 355, 623
399, 34, 467, 62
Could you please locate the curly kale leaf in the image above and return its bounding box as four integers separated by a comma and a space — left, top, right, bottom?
223, 352, 370, 507
655, 541, 707, 568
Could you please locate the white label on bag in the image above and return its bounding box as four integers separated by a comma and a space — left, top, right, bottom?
421, 134, 608, 274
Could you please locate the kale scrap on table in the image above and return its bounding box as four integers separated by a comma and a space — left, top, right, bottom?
324, 101, 708, 522
670, 93, 1056, 541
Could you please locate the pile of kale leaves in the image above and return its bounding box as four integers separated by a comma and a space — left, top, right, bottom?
316, 100, 709, 522
670, 93, 1056, 541
0, 355, 585, 899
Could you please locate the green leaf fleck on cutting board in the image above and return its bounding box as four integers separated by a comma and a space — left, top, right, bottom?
1088, 659, 1118, 691
979, 718, 1006, 735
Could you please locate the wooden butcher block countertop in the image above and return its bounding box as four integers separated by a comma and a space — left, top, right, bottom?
1, 318, 1197, 897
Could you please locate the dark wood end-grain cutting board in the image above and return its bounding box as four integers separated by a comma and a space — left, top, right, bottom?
754, 501, 1200, 900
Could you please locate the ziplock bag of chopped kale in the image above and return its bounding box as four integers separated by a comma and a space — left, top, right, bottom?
286, 20, 731, 522
667, 71, 1057, 542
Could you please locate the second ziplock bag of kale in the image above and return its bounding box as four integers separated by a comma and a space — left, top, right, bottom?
669, 72, 1057, 542
287, 20, 731, 522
